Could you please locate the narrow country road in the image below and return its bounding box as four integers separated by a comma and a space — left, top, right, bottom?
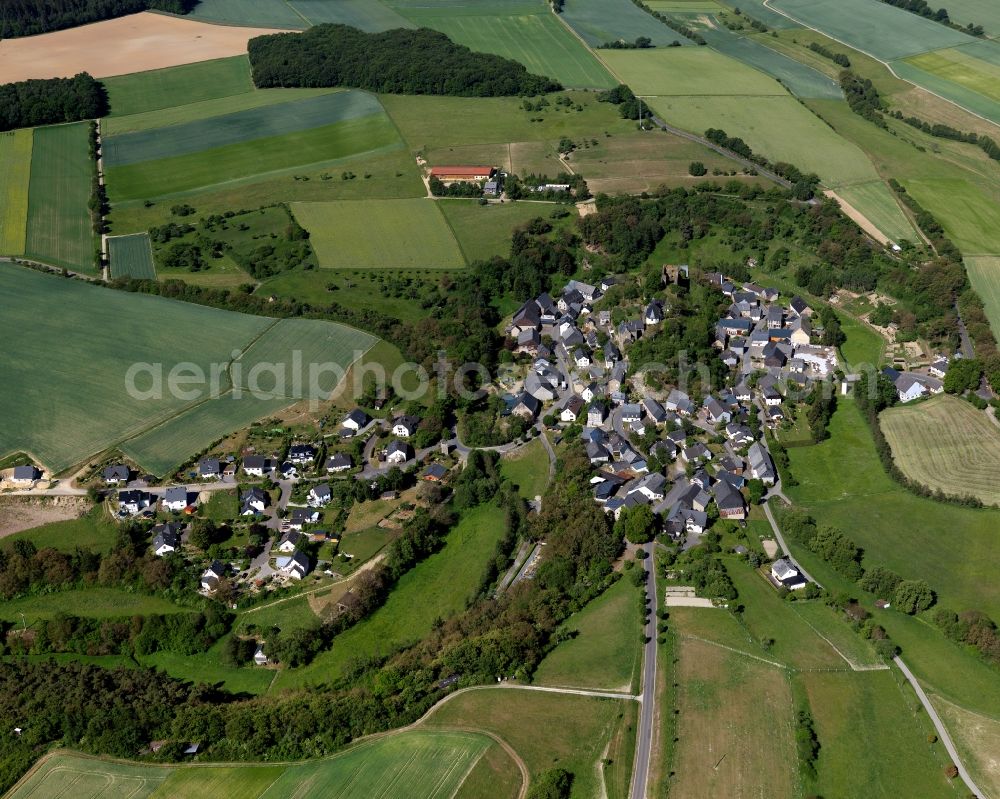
761, 500, 822, 588
893, 657, 985, 798
630, 541, 659, 799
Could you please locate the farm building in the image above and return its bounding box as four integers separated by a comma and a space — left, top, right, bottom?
429, 165, 496, 183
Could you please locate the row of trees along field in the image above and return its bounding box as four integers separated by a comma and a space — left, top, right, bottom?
0, 74, 107, 132
248, 25, 561, 96
0, 0, 196, 38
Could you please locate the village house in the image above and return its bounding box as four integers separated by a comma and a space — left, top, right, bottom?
102, 464, 130, 484
423, 463, 448, 482
288, 508, 320, 530
560, 395, 585, 422
118, 489, 151, 515
308, 483, 332, 507
198, 458, 221, 480
243, 455, 268, 477
288, 444, 317, 466
771, 557, 806, 590
428, 165, 495, 183
240, 487, 267, 516
200, 561, 225, 592
162, 486, 190, 513
342, 408, 370, 434
326, 453, 353, 473
385, 440, 412, 464
152, 522, 183, 557
392, 415, 421, 438
278, 550, 311, 580
512, 393, 541, 420
275, 530, 302, 553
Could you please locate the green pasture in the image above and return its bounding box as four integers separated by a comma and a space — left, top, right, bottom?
834, 180, 918, 244
0, 588, 187, 624
0, 129, 32, 255
291, 199, 466, 269
0, 266, 375, 475
438, 200, 554, 263
891, 56, 1000, 127
25, 123, 94, 272
646, 94, 880, 187
801, 670, 955, 798
1, 507, 118, 553
498, 436, 551, 499
601, 46, 786, 95
274, 503, 507, 688
103, 88, 340, 137
836, 309, 885, 368
260, 269, 439, 324
103, 56, 255, 117
560, 0, 694, 47
108, 233, 156, 280
786, 398, 1000, 618
107, 113, 401, 202
692, 18, 842, 99
941, 0, 1000, 35
723, 562, 846, 670
710, 0, 799, 28
425, 687, 633, 799
140, 639, 276, 696
381, 91, 637, 149
104, 91, 383, 167
770, 0, 973, 60
290, 0, 414, 29
388, 0, 546, 13
7, 731, 494, 799
880, 393, 1000, 506
790, 601, 883, 668
409, 12, 617, 88
965, 256, 1000, 333
233, 317, 378, 396
905, 177, 1000, 255
185, 0, 308, 29
533, 577, 642, 691
905, 42, 1000, 103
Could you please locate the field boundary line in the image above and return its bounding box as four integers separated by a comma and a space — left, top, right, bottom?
677, 633, 790, 669
790, 605, 890, 672
762, 0, 1000, 134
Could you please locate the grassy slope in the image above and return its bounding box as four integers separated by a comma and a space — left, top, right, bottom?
671, 638, 797, 799
880, 393, 1000, 505
498, 437, 551, 499
438, 200, 553, 264
25, 123, 94, 272
106, 114, 401, 202
108, 233, 156, 280
0, 129, 32, 255
402, 11, 617, 89
533, 577, 641, 691
103, 56, 255, 117
424, 687, 634, 799
0, 588, 188, 623
291, 199, 466, 269
1, 507, 118, 553
273, 503, 506, 688
786, 398, 1000, 618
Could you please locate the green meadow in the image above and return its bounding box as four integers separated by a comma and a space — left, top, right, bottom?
108, 233, 156, 280
0, 266, 375, 475
0, 129, 32, 255
25, 123, 94, 272
292, 199, 466, 269
103, 56, 255, 117
560, 0, 694, 47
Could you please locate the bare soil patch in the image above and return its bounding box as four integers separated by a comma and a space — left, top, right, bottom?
0, 13, 289, 81
0, 497, 90, 538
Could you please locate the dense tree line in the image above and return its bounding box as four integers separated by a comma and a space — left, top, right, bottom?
7, 606, 231, 658
0, 0, 196, 38
624, 0, 707, 44
597, 84, 646, 121
933, 607, 1000, 665
808, 41, 850, 67
0, 661, 218, 791
878, 0, 984, 35
248, 25, 560, 96
0, 74, 107, 132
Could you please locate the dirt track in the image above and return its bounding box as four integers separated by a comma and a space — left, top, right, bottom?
0, 13, 290, 82
823, 189, 891, 246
